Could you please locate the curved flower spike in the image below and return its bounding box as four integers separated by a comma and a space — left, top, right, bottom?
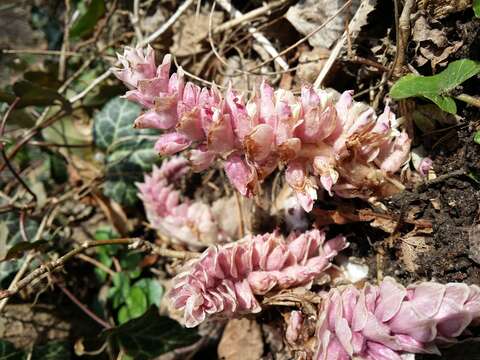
137, 156, 234, 249
315, 277, 480, 360
169, 229, 348, 327
114, 47, 417, 212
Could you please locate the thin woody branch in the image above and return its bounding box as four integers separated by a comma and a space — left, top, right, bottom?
0, 238, 199, 302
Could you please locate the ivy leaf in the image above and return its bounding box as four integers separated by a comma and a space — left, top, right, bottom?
0, 339, 26, 360
474, 0, 480, 18
93, 97, 142, 152
70, 0, 106, 39
390, 59, 480, 114
134, 279, 164, 307
0, 213, 39, 283
0, 80, 69, 109
103, 179, 139, 207
93, 97, 160, 206
125, 286, 148, 320
106, 306, 200, 360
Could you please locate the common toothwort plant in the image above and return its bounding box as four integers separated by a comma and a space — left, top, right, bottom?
168, 229, 347, 327
113, 46, 420, 212
137, 156, 238, 249
315, 277, 480, 359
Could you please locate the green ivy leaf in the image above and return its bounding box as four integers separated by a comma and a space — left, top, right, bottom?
93, 97, 142, 152
0, 340, 25, 360
125, 286, 148, 319
103, 179, 139, 207
70, 0, 106, 38
390, 59, 480, 114
94, 98, 160, 206
474, 0, 480, 17
0, 213, 39, 283
106, 306, 200, 360
134, 279, 163, 307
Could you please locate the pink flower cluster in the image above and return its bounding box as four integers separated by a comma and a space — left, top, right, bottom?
168, 229, 347, 327
315, 277, 480, 359
137, 156, 233, 249
113, 46, 413, 212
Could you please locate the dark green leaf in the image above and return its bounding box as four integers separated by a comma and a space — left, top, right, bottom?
106, 306, 199, 360
24, 71, 62, 90
11, 81, 69, 108
474, 0, 480, 18
31, 341, 71, 360
0, 339, 26, 360
134, 279, 163, 307
93, 97, 142, 151
70, 0, 106, 38
125, 286, 148, 319
49, 153, 68, 184
4, 240, 48, 260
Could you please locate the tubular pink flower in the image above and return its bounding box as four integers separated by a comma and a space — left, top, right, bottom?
168, 229, 348, 327
137, 156, 232, 249
314, 277, 480, 360
114, 47, 416, 212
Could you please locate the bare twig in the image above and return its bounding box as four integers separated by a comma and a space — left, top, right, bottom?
214, 0, 289, 70
0, 252, 35, 312
1, 49, 80, 56
59, 0, 71, 81
251, 0, 352, 73
313, 0, 368, 88
0, 238, 199, 301
213, 0, 287, 35
392, 0, 415, 77
138, 0, 194, 47
68, 69, 112, 104
57, 281, 112, 328
0, 98, 38, 202
76, 253, 116, 277
130, 0, 143, 41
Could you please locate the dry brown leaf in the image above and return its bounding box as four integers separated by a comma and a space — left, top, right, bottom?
285, 0, 362, 49
170, 11, 223, 57
91, 192, 132, 236
411, 12, 463, 70
417, 0, 472, 19
217, 318, 263, 360
296, 48, 330, 84
400, 228, 431, 272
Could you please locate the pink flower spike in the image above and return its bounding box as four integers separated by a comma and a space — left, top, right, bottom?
314, 277, 480, 360
115, 46, 421, 212
168, 229, 347, 327
137, 157, 235, 249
